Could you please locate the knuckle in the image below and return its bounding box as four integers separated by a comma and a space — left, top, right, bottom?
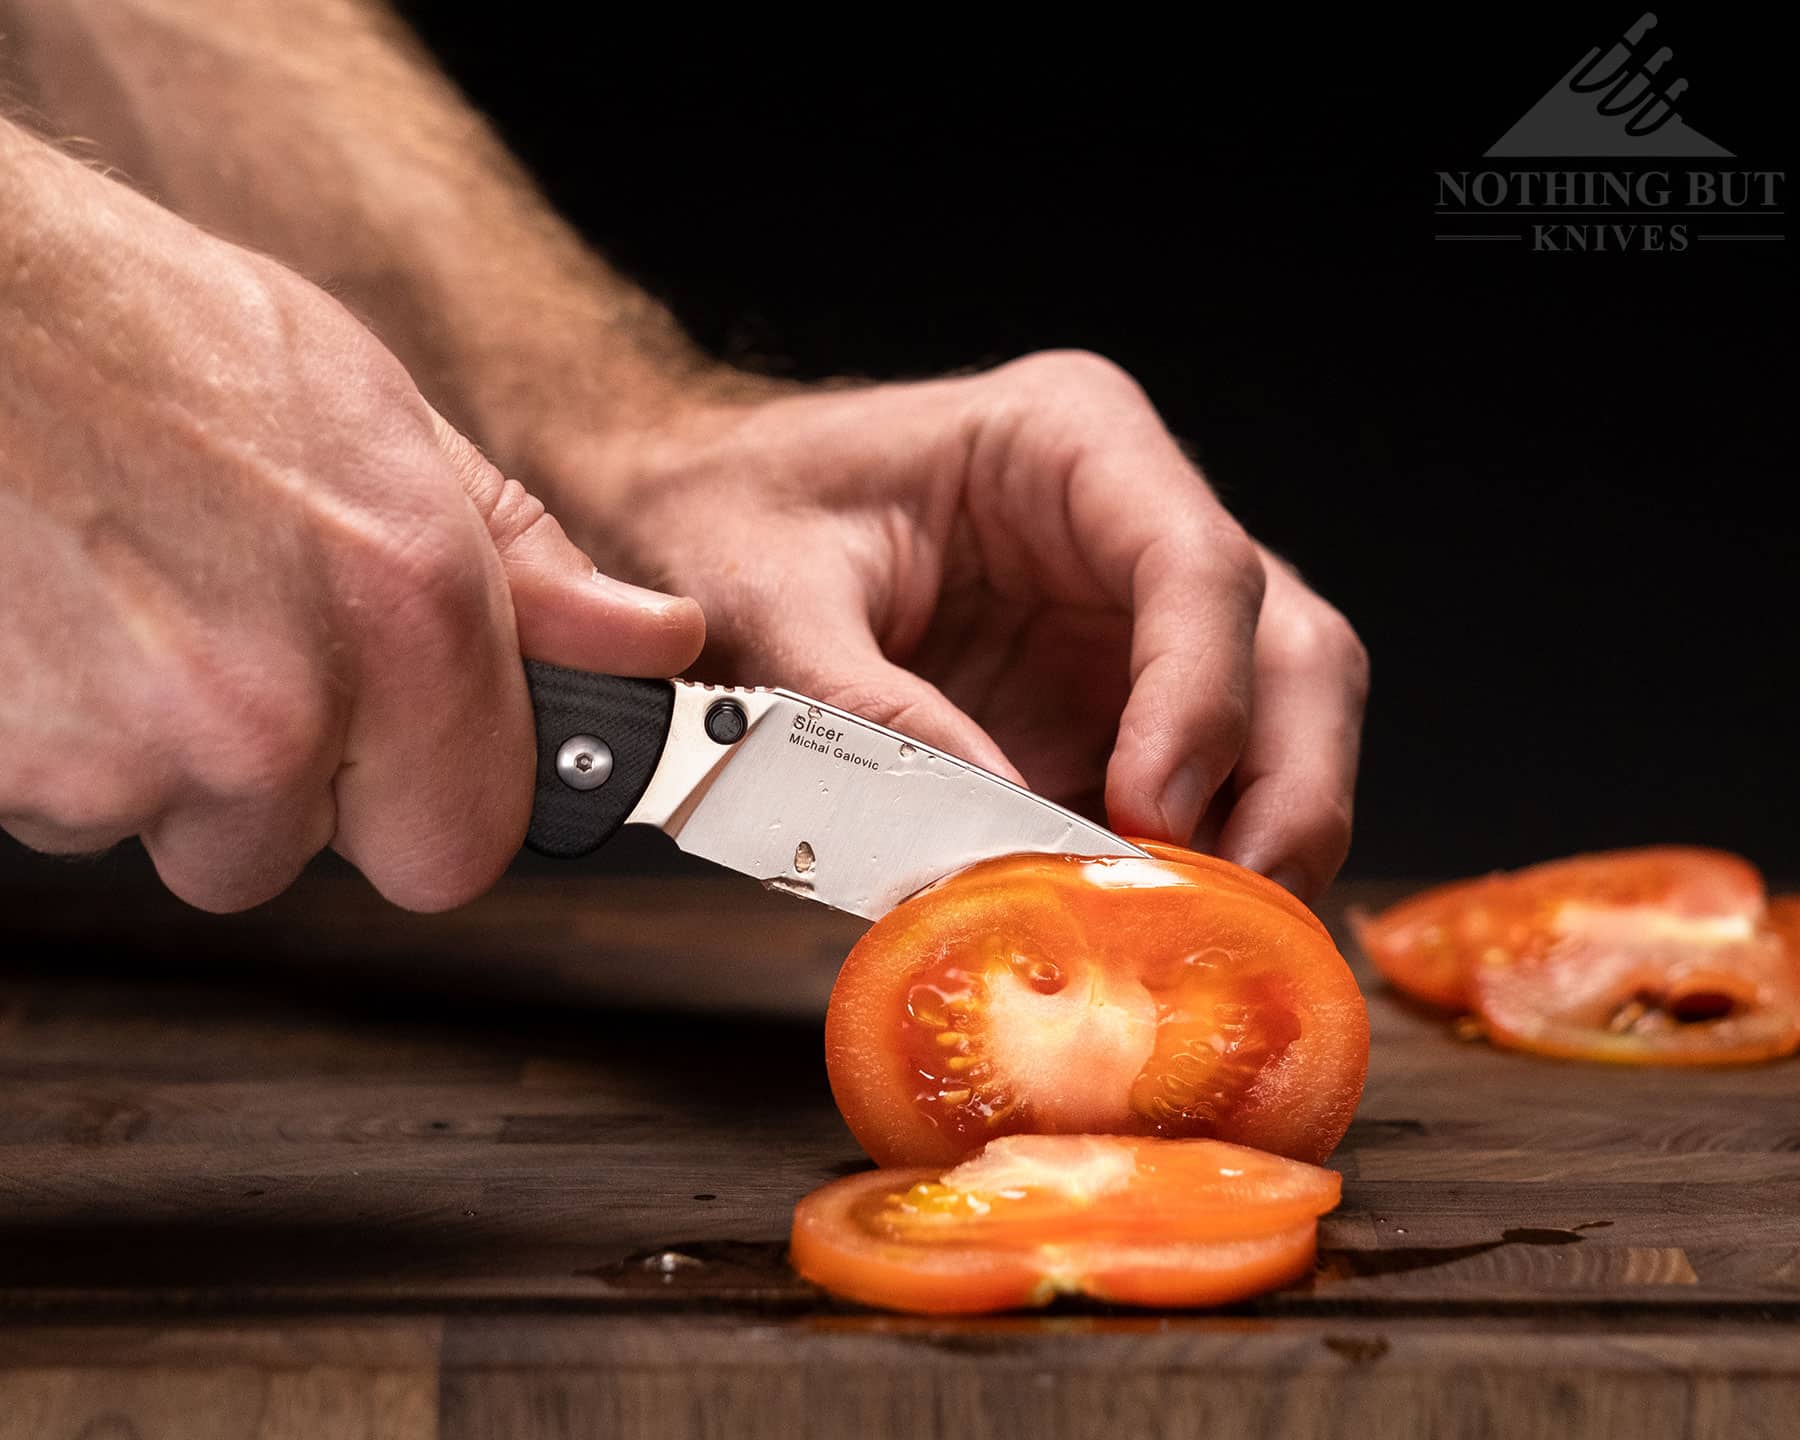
480, 475, 552, 554
1004, 348, 1146, 404
1208, 524, 1264, 592
1273, 600, 1372, 697
434, 421, 511, 508
1153, 518, 1261, 592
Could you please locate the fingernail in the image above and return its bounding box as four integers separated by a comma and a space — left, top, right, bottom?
1156, 760, 1208, 841
591, 568, 694, 613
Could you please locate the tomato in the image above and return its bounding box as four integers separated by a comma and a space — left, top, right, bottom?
1475, 906, 1800, 1065
1769, 896, 1800, 950
1132, 838, 1334, 939
789, 1133, 1339, 1314
1351, 847, 1767, 1012
824, 844, 1368, 1168
1348, 873, 1496, 1010
1353, 847, 1800, 1065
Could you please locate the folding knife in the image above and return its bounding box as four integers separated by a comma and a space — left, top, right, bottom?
524, 661, 1146, 920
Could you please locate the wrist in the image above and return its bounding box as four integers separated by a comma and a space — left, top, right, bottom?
456, 294, 722, 491
492, 340, 796, 562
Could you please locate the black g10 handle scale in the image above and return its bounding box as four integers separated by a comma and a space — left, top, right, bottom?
522, 660, 678, 859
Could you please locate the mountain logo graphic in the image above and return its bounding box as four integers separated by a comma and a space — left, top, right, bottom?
1488, 12, 1733, 157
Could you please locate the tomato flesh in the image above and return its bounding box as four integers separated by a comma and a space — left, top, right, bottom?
790, 1134, 1339, 1314
1352, 847, 1800, 1065
1474, 899, 1800, 1065
826, 846, 1368, 1167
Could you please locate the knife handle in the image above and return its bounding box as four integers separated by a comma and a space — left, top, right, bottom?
524, 660, 675, 858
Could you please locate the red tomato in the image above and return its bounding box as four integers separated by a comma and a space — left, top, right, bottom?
1353, 848, 1800, 1065
789, 1134, 1340, 1314
1348, 872, 1498, 1010
824, 845, 1368, 1168
1351, 847, 1767, 1011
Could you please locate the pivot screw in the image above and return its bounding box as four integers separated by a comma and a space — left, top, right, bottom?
705, 699, 748, 745
555, 734, 613, 791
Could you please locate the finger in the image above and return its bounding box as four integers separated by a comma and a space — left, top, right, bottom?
336, 424, 698, 913
1186, 784, 1235, 858
331, 557, 531, 914
1, 815, 136, 858
776, 615, 1025, 784
330, 431, 536, 912
1213, 562, 1370, 903
435, 412, 706, 677
982, 355, 1265, 839
134, 664, 343, 911
1100, 517, 1265, 844
142, 789, 337, 913
0, 764, 164, 858
487, 493, 707, 677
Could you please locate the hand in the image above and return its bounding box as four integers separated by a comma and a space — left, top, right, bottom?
542, 351, 1368, 903
0, 132, 703, 911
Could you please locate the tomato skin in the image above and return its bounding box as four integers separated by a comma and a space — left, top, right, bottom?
789, 1135, 1338, 1315
825, 845, 1368, 1168
1349, 874, 1494, 1010
1129, 838, 1334, 941
1354, 848, 1800, 1066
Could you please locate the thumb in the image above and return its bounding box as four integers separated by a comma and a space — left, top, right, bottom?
433, 411, 705, 677
494, 499, 705, 677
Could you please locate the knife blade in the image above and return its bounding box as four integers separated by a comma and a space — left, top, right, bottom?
523, 661, 1147, 920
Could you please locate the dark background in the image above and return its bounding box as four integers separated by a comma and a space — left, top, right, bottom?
5, 8, 1793, 896
392, 6, 1793, 879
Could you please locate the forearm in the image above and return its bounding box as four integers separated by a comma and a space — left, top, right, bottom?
2, 0, 712, 488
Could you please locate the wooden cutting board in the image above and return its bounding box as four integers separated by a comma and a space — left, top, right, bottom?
0, 847, 1795, 1439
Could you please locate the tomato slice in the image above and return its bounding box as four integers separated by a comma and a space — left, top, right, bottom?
1130, 837, 1334, 940
824, 845, 1368, 1168
1350, 847, 1768, 1012
790, 1134, 1339, 1314
1474, 905, 1800, 1065
1353, 848, 1800, 1065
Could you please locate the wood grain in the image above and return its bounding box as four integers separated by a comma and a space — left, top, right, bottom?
0, 846, 1796, 1437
